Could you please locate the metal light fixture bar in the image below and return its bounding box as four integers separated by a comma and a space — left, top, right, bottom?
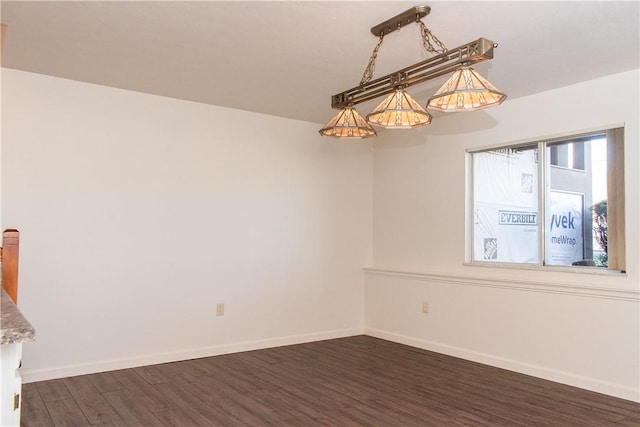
331, 37, 497, 110
370, 5, 430, 36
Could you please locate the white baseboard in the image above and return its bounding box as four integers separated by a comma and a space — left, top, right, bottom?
365, 327, 640, 403
20, 327, 364, 384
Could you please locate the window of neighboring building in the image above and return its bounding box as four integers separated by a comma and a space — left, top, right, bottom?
468, 128, 625, 271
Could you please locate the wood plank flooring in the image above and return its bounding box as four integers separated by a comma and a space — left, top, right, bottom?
21, 336, 640, 426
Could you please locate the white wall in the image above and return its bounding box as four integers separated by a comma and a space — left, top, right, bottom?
3, 66, 638, 402
1, 69, 372, 381
367, 69, 640, 401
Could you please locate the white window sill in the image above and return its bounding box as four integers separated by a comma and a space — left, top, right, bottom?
463, 261, 626, 277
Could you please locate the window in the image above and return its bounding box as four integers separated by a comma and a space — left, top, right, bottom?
468, 128, 625, 271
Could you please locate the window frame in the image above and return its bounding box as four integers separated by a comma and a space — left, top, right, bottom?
465, 126, 626, 275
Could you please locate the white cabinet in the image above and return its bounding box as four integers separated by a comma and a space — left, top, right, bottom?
0, 343, 23, 427
1, 288, 34, 427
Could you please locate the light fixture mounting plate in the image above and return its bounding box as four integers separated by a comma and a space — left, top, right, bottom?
370, 5, 430, 36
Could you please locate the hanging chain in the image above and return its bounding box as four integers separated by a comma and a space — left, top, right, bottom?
359, 19, 447, 86
360, 33, 385, 85
419, 21, 447, 55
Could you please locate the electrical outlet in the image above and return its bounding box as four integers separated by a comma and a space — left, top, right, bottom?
422, 301, 429, 314
216, 303, 225, 316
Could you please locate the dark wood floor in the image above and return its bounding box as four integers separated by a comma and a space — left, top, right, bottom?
21, 335, 640, 426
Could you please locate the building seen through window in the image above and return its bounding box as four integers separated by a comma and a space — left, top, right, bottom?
470, 129, 624, 270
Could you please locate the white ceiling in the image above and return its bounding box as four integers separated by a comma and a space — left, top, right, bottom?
1, 1, 638, 125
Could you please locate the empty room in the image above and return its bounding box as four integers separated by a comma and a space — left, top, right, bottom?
1, 1, 639, 426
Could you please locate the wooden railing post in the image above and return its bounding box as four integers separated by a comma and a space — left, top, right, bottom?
1, 229, 20, 304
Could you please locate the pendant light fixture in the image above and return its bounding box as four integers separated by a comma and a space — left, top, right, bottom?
319, 5, 507, 139
427, 67, 507, 112
366, 90, 432, 129
319, 107, 376, 139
